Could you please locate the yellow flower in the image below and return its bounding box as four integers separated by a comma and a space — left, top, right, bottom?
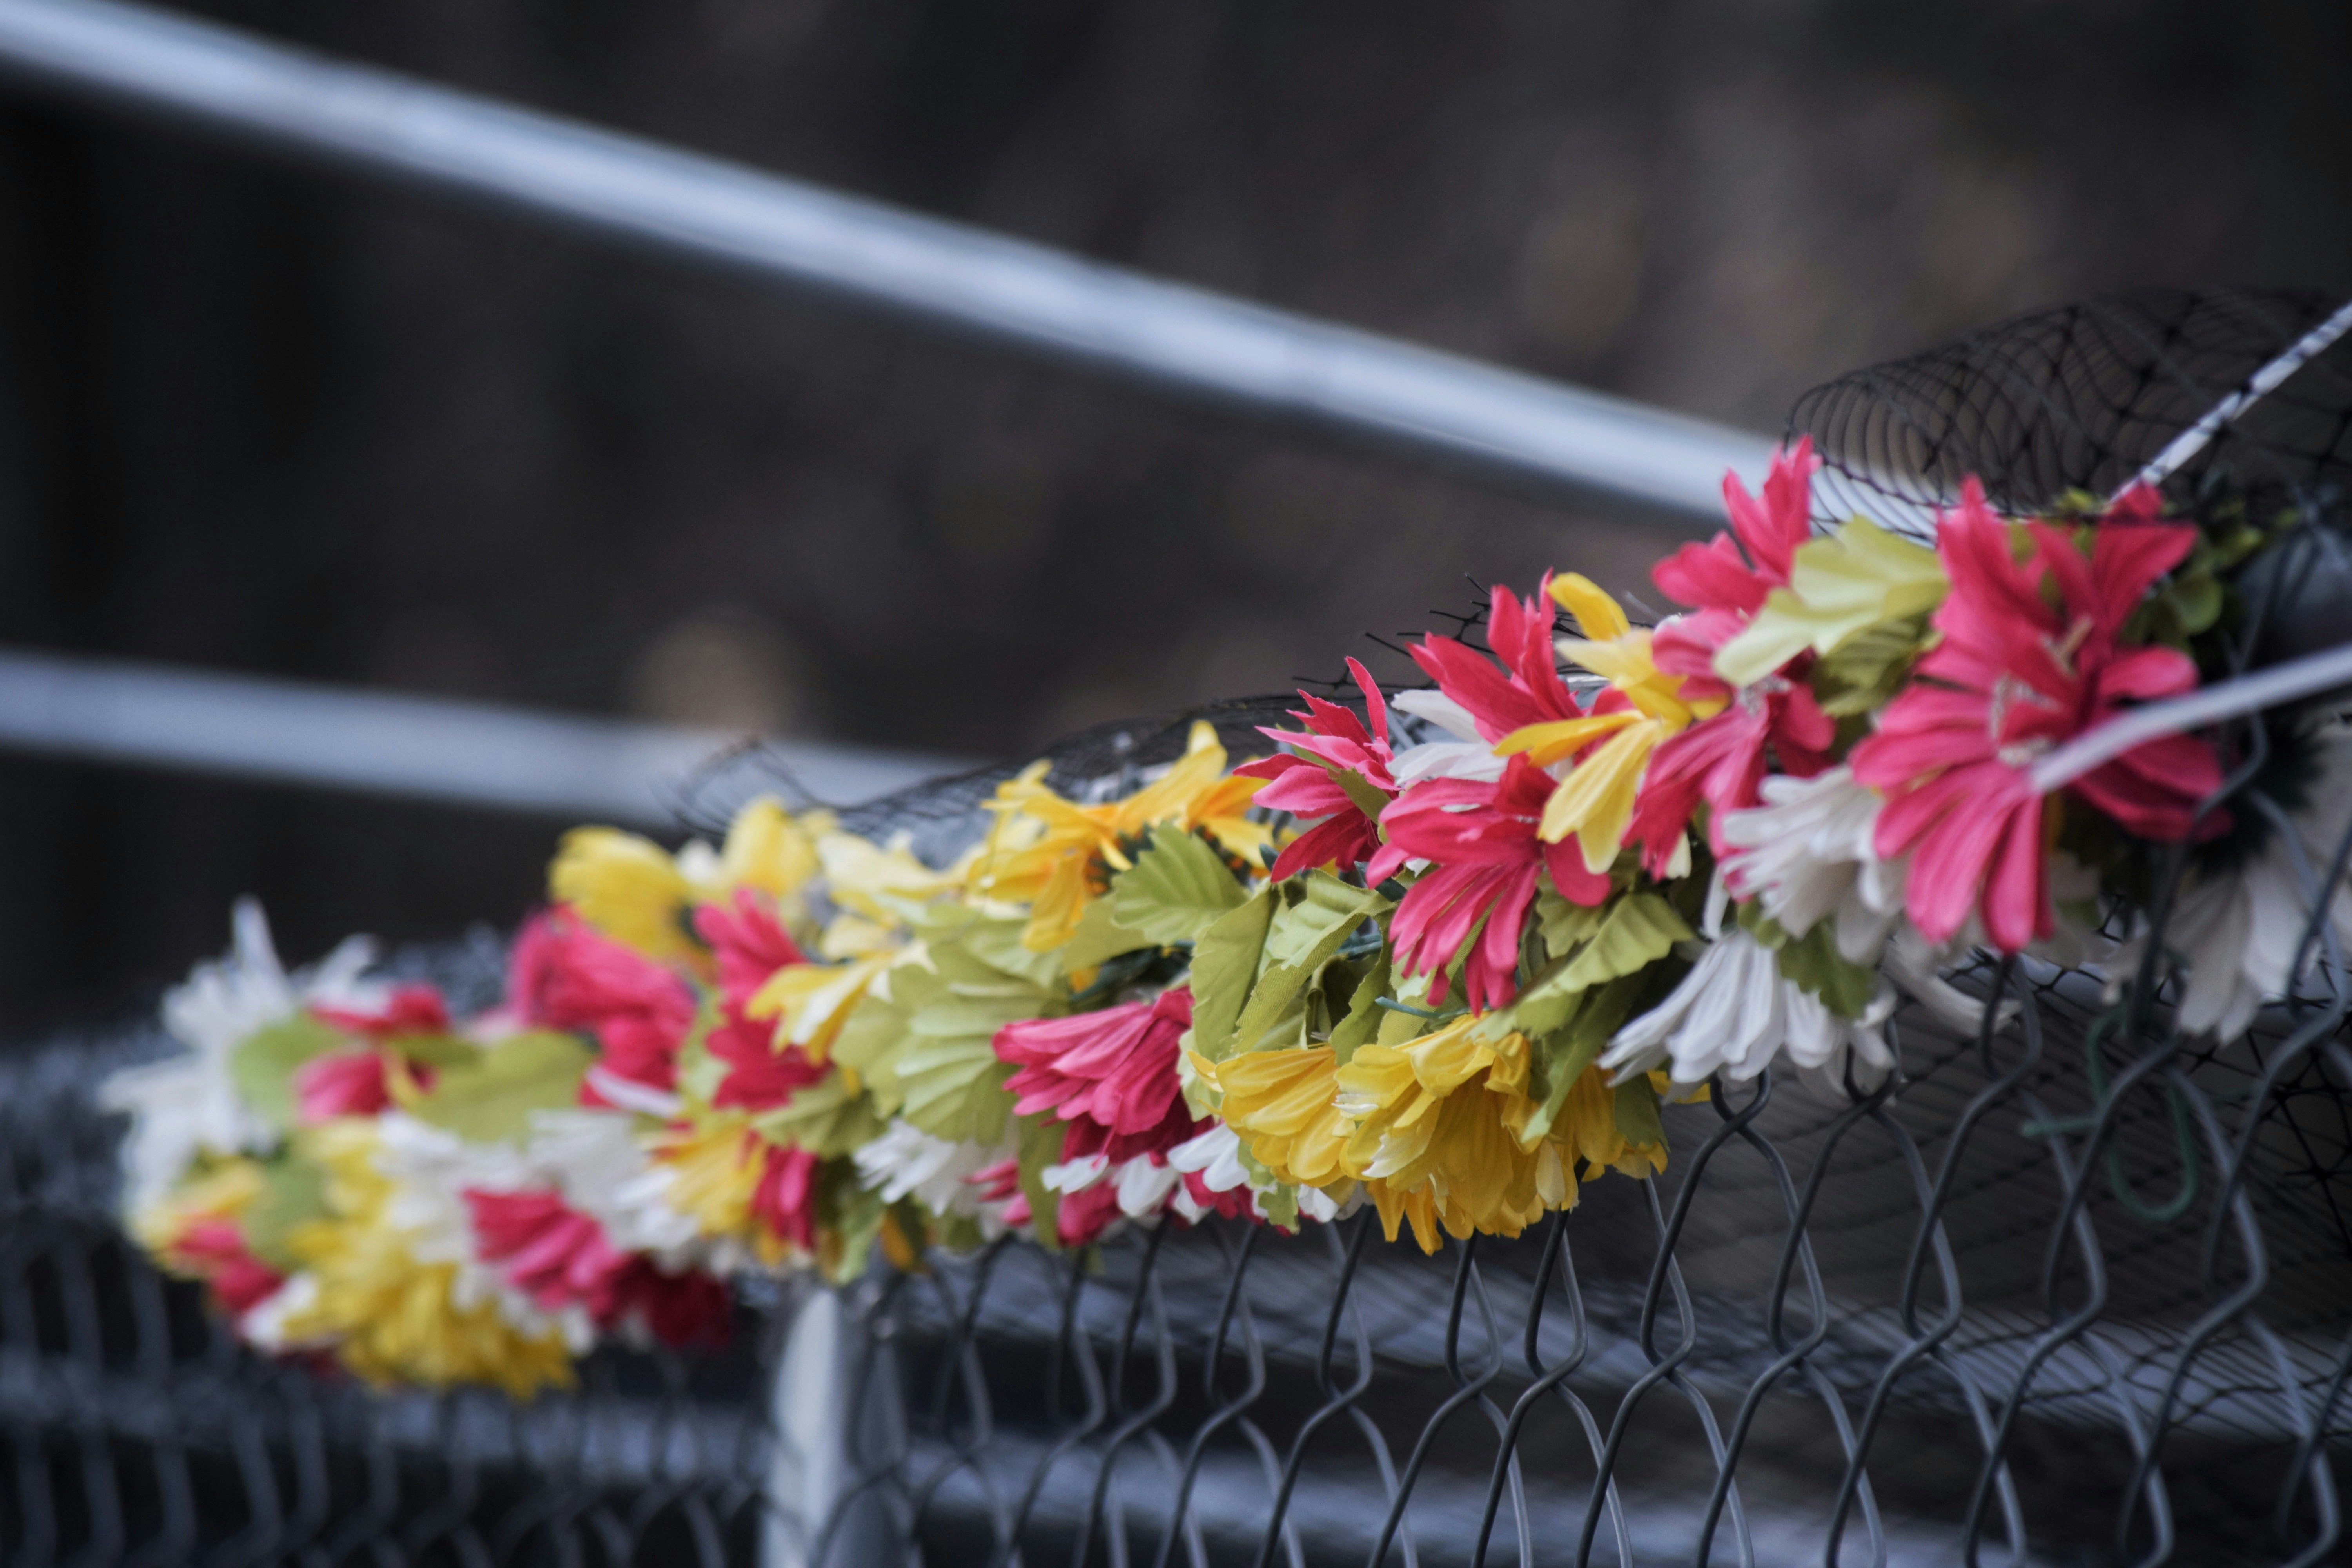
550, 796, 833, 962
277, 1123, 574, 1396
1712, 515, 1947, 688
1332, 1020, 1547, 1246
974, 721, 1269, 952
1494, 574, 1722, 873
133, 1156, 265, 1260
1196, 1046, 1354, 1190
646, 1111, 790, 1268
746, 951, 897, 1065
815, 828, 970, 937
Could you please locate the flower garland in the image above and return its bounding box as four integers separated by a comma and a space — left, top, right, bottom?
105, 443, 2343, 1394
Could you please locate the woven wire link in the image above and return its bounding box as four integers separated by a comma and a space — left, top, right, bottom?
9, 756, 2348, 1566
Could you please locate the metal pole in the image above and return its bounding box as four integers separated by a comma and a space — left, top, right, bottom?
0, 647, 958, 825
0, 0, 1769, 523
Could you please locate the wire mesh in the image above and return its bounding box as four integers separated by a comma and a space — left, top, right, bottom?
7, 287, 2352, 1565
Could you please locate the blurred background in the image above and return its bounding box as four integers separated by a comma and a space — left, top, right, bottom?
0, 0, 2343, 1039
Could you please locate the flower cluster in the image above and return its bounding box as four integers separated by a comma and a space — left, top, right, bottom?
112, 446, 2327, 1393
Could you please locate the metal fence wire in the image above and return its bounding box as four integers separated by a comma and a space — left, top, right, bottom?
7, 287, 2352, 1567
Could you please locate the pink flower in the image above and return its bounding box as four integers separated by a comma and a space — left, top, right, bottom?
465, 1188, 731, 1347
1408, 577, 1589, 742
465, 1188, 629, 1312
1381, 755, 1611, 1011
995, 989, 1200, 1165
1851, 481, 2223, 952
693, 893, 823, 1112
1625, 441, 1839, 873
168, 1218, 286, 1316
966, 1158, 1129, 1247
1628, 610, 1835, 875
292, 1048, 407, 1122
1651, 437, 1818, 616
312, 984, 451, 1042
1236, 658, 1406, 882
506, 911, 697, 1103
750, 1144, 822, 1254
1180, 1170, 1255, 1222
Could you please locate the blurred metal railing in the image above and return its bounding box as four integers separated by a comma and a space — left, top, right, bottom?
0, 0, 1770, 523
0, 648, 957, 820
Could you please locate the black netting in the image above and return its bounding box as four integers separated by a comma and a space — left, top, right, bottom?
1790, 288, 2352, 537
9, 287, 2352, 1566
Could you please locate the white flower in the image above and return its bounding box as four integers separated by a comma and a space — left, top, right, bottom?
101, 899, 383, 1215
522, 1109, 709, 1265
1388, 691, 1507, 784
855, 1118, 1012, 1237
1601, 887, 1896, 1100
239, 1272, 327, 1352
371, 1113, 593, 1349
2120, 725, 2352, 1038
1719, 767, 1905, 963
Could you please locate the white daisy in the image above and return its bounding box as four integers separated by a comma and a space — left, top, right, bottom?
522, 1108, 710, 1266
2118, 724, 2352, 1039
1600, 879, 1896, 1099
1388, 690, 1507, 784
1719, 766, 1905, 963
855, 1118, 1013, 1236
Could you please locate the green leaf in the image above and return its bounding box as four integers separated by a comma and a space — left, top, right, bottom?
752, 1071, 887, 1158
1512, 974, 1645, 1146
1537, 891, 1606, 959
830, 973, 911, 1116
1187, 889, 1274, 1061
1316, 757, 1395, 826
1226, 873, 1393, 1054
1557, 893, 1690, 993
1328, 955, 1391, 1063
1111, 825, 1248, 946
229, 1014, 347, 1133
405, 1031, 592, 1147
1613, 1074, 1666, 1150
388, 1034, 484, 1070
240, 1154, 327, 1272
891, 938, 1049, 1144
1775, 918, 1879, 1019
1015, 1113, 1067, 1253
1061, 897, 1156, 970
1810, 613, 1933, 717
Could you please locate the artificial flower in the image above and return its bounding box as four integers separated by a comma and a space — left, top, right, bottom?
1499, 574, 1722, 872
641, 1112, 806, 1269
1334, 1017, 1548, 1247
1650, 437, 1819, 616
549, 797, 829, 964
853, 1119, 1012, 1233
976, 721, 1269, 951
1195, 1045, 1353, 1194
1715, 515, 1949, 689
275, 1119, 580, 1395
506, 911, 696, 1104
1718, 766, 1906, 962
1381, 755, 1609, 1010
995, 988, 1201, 1164
1851, 482, 2221, 951
102, 899, 381, 1214
1235, 657, 1404, 882
462, 1187, 727, 1347
1600, 926, 1894, 1096
2117, 720, 2352, 1039
293, 1048, 405, 1122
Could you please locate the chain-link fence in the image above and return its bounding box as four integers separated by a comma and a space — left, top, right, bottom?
8, 288, 2352, 1565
